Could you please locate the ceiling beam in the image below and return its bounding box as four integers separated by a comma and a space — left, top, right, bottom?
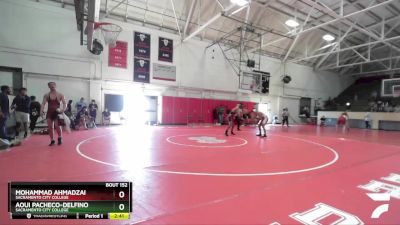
288, 0, 400, 63
249, 0, 394, 53
170, 0, 182, 37
347, 67, 400, 76
322, 55, 400, 70
290, 35, 400, 63
183, 3, 240, 42
282, 2, 315, 62
314, 25, 354, 69
183, 0, 197, 38
104, 0, 126, 18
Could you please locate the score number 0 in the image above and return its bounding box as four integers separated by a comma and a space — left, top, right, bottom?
119, 191, 125, 211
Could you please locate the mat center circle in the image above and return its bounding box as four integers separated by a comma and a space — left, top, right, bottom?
166, 134, 248, 148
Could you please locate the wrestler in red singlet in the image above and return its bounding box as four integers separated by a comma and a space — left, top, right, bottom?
41, 82, 67, 146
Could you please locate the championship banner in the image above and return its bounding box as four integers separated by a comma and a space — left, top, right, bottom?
134, 58, 150, 83
134, 32, 151, 59
108, 41, 127, 68
158, 37, 173, 62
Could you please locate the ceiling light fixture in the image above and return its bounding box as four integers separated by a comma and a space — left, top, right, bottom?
323, 34, 335, 41
230, 0, 249, 7
285, 19, 299, 27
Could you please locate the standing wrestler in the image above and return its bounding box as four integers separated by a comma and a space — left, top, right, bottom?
225, 104, 241, 136
235, 103, 244, 131
337, 112, 350, 133
255, 110, 268, 137
224, 109, 236, 136
41, 82, 67, 146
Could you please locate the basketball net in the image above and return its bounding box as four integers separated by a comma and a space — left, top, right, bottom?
94, 22, 122, 48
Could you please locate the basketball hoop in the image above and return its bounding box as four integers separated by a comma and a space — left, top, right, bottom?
94, 22, 122, 48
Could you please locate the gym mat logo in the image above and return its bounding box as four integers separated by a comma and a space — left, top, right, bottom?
188, 136, 226, 144
367, 193, 390, 219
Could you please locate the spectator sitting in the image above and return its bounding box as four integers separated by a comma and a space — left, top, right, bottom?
371, 102, 378, 112
75, 106, 89, 130
394, 105, 400, 112
29, 96, 41, 133
75, 97, 87, 113
320, 115, 326, 127
387, 104, 394, 112
65, 100, 73, 117
377, 100, 383, 111
102, 108, 111, 126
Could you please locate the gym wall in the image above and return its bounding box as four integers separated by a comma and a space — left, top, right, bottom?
0, 0, 355, 121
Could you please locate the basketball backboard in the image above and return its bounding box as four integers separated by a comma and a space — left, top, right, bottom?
74, 0, 101, 51
381, 78, 400, 97
240, 71, 270, 94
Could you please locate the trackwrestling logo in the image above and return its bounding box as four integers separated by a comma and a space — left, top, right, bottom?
188, 136, 226, 144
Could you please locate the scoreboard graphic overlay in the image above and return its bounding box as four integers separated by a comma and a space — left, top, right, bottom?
9, 182, 132, 220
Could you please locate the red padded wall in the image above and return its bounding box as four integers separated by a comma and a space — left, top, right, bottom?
162, 96, 174, 124
187, 98, 202, 122
161, 96, 256, 125
173, 97, 188, 124
201, 99, 214, 123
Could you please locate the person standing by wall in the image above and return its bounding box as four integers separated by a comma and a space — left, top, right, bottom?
11, 88, 31, 138
364, 112, 371, 129
29, 96, 41, 133
217, 105, 225, 125
41, 82, 67, 146
0, 86, 12, 140
89, 100, 98, 128
282, 108, 290, 127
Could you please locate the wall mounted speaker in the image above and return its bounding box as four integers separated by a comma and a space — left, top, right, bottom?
282, 75, 292, 84
247, 59, 255, 68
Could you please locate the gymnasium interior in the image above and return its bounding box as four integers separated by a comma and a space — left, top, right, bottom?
1, 0, 400, 224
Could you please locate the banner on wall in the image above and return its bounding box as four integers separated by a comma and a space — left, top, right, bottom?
153, 63, 176, 81
108, 41, 128, 68
134, 31, 151, 83
158, 37, 173, 62
134, 32, 151, 59
134, 58, 150, 83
